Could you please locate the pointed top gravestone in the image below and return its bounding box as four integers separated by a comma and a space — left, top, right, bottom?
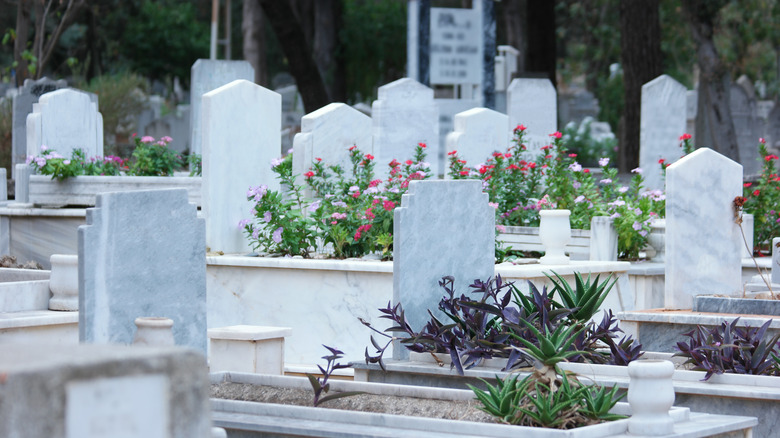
506, 78, 556, 158
445, 107, 509, 169
78, 189, 207, 353
26, 88, 103, 159
665, 148, 743, 309
639, 75, 687, 191
393, 179, 494, 358
11, 77, 67, 178
189, 59, 254, 154
372, 78, 439, 177
292, 102, 373, 183
202, 79, 281, 254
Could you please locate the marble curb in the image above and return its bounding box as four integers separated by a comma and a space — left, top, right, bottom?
693, 295, 780, 316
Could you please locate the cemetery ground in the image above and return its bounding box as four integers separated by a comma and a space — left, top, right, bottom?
1, 67, 779, 437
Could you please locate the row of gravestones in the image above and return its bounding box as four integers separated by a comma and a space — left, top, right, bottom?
74, 144, 750, 362
640, 74, 780, 190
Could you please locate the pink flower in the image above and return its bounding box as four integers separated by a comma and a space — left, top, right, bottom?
383, 200, 396, 211
272, 227, 283, 243
140, 136, 155, 143
161, 136, 173, 143
514, 124, 527, 133
237, 219, 251, 229
549, 131, 562, 139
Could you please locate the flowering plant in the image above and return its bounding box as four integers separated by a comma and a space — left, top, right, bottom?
127, 134, 181, 176
448, 127, 663, 259
742, 138, 780, 253
27, 146, 126, 180
242, 144, 432, 259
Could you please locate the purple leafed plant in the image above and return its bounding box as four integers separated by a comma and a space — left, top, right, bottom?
307, 345, 363, 406
674, 318, 780, 381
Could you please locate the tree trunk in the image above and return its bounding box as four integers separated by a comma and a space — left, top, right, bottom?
501, 0, 525, 74
525, 1, 556, 87
681, 0, 739, 161
619, 0, 663, 172
243, 0, 267, 86
257, 0, 330, 113
314, 0, 345, 102
14, 0, 31, 86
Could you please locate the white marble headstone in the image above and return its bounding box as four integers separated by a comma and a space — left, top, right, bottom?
665, 148, 743, 309
26, 88, 103, 159
773, 237, 780, 286
189, 59, 254, 154
202, 79, 281, 254
292, 102, 372, 183
11, 77, 67, 177
436, 98, 480, 174
393, 180, 494, 358
445, 107, 509, 173
639, 75, 687, 191
372, 78, 439, 177
730, 82, 760, 177
506, 78, 557, 158
78, 189, 207, 353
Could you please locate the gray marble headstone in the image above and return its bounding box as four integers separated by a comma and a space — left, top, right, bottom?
11, 77, 67, 178
436, 98, 480, 173
393, 180, 494, 358
26, 88, 103, 160
445, 107, 509, 171
665, 148, 742, 309
202, 80, 280, 254
765, 104, 780, 153
372, 78, 439, 177
189, 59, 254, 155
639, 75, 687, 191
292, 102, 373, 185
144, 105, 191, 154
506, 78, 557, 158
686, 89, 698, 139
78, 189, 206, 353
773, 237, 780, 286
730, 82, 760, 177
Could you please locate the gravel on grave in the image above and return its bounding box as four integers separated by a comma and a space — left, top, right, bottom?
210, 382, 497, 423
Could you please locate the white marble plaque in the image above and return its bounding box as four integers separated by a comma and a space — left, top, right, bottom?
430, 7, 481, 85
66, 374, 170, 438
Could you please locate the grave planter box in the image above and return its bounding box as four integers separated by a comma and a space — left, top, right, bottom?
210, 372, 753, 438
0, 267, 50, 312
27, 174, 202, 207
205, 255, 630, 367
497, 225, 591, 260
353, 352, 777, 438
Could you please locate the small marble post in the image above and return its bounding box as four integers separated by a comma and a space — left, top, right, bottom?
10, 163, 31, 206
627, 360, 675, 435
741, 213, 754, 258
589, 216, 617, 261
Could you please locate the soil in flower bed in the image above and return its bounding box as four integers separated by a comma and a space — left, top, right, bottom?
0, 255, 43, 269
210, 382, 496, 423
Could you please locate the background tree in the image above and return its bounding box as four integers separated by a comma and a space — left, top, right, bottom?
619, 0, 663, 171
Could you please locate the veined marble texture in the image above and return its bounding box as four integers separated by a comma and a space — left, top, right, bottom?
292, 103, 373, 193
372, 78, 440, 178
638, 74, 687, 191
202, 80, 280, 255
27, 175, 202, 207
26, 88, 103, 159
189, 59, 254, 155
6, 212, 85, 269
774, 237, 780, 284
665, 148, 743, 309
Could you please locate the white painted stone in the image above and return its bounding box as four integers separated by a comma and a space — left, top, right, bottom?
639, 75, 687, 191
292, 103, 372, 183
26, 89, 103, 159
506, 78, 557, 158
372, 78, 439, 177
79, 189, 207, 353
665, 148, 743, 308
445, 107, 508, 172
436, 98, 480, 172
202, 79, 281, 254
741, 213, 754, 259
189, 59, 255, 154
208, 325, 291, 375
66, 375, 169, 438
393, 180, 494, 350
773, 237, 780, 285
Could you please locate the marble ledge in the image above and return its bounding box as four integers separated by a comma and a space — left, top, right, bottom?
206, 254, 393, 273
626, 261, 665, 276
617, 309, 780, 327
0, 309, 79, 328
496, 260, 630, 278
208, 325, 292, 341
742, 257, 771, 269
0, 206, 87, 218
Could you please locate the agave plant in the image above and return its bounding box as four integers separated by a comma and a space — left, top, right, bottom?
468, 374, 530, 422
545, 271, 617, 322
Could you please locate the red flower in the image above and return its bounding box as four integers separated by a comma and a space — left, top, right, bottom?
418, 142, 427, 148
744, 182, 752, 188
765, 155, 779, 161
369, 179, 382, 188
304, 171, 315, 178
658, 159, 665, 164
459, 170, 469, 176
505, 153, 512, 158
365, 153, 374, 160
352, 191, 360, 198
479, 166, 488, 174
405, 160, 413, 166
568, 153, 577, 158
447, 150, 458, 156
754, 189, 761, 196
389, 159, 400, 168
583, 169, 590, 173
514, 124, 527, 133
679, 133, 692, 141
492, 152, 503, 158
549, 131, 562, 139
315, 157, 322, 162
760, 138, 767, 144
528, 162, 537, 169
349, 145, 357, 151
383, 200, 396, 211
458, 159, 467, 164
507, 164, 520, 171
541, 145, 553, 150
